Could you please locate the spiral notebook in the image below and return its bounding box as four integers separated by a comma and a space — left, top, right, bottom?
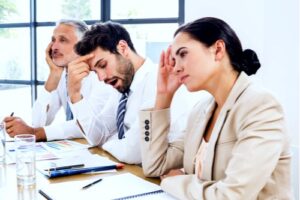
40, 173, 176, 200
113, 189, 174, 199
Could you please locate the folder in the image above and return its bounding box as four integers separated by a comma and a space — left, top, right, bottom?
37, 153, 120, 178
44, 164, 124, 178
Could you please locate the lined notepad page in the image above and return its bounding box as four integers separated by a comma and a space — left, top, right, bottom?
41, 173, 176, 200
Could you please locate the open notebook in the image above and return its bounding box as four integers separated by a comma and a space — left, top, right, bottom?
40, 173, 176, 199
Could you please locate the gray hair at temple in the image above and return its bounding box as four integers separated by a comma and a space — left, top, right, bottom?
56, 19, 88, 39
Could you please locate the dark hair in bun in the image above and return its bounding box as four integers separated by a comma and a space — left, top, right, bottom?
174, 17, 261, 76
241, 49, 261, 75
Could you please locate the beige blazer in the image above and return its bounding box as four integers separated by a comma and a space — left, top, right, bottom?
139, 72, 292, 200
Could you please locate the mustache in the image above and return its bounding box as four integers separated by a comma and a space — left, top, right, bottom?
52, 50, 63, 57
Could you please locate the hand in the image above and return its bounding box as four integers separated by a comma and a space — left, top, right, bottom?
155, 46, 182, 109
160, 169, 184, 180
3, 116, 33, 138
67, 54, 94, 103
45, 42, 64, 92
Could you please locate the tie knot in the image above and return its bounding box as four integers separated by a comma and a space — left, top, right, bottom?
122, 89, 130, 96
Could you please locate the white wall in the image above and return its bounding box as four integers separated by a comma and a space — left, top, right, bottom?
185, 0, 299, 198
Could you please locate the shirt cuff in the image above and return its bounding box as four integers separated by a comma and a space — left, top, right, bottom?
44, 120, 82, 141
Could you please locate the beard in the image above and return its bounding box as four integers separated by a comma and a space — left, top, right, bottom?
115, 55, 135, 93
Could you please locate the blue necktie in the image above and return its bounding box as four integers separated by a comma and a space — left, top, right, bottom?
116, 91, 129, 139
65, 73, 73, 121
66, 101, 73, 121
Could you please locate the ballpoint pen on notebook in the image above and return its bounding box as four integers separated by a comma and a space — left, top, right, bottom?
47, 163, 125, 178
82, 177, 102, 190
38, 189, 53, 200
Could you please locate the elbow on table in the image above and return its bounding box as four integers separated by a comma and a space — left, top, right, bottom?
142, 164, 165, 178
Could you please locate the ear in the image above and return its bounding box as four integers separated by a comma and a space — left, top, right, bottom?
213, 40, 226, 61
116, 40, 129, 57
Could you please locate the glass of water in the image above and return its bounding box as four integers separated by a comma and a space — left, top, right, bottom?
14, 134, 36, 189
0, 122, 6, 164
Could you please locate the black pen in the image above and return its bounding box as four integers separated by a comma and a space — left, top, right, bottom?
38, 189, 53, 200
10, 112, 14, 117
82, 177, 102, 190
45, 164, 85, 171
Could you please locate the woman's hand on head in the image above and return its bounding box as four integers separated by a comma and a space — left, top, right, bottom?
158, 46, 182, 95
155, 46, 182, 110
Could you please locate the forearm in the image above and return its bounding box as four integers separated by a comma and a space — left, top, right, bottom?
44, 71, 63, 92
140, 108, 184, 177
154, 93, 174, 110
32, 89, 61, 127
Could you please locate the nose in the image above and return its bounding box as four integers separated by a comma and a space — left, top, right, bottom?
174, 61, 183, 75
96, 69, 107, 81
51, 40, 59, 50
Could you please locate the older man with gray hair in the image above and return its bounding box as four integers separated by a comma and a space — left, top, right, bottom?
4, 19, 114, 141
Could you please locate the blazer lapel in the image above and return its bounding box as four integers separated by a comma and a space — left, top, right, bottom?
201, 106, 230, 180
185, 98, 216, 174
201, 72, 251, 180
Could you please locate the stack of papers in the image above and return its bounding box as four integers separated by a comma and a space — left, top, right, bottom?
37, 153, 119, 178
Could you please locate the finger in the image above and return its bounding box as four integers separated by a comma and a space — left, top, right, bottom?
69, 67, 89, 81
5, 121, 13, 130
73, 71, 89, 82
70, 54, 94, 65
69, 62, 90, 74
3, 116, 15, 123
164, 46, 173, 67
6, 127, 12, 134
164, 48, 169, 66
159, 51, 165, 68
45, 42, 53, 58
167, 46, 173, 66
7, 130, 16, 138
74, 67, 90, 77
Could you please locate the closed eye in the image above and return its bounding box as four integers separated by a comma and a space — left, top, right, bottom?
179, 51, 187, 58
95, 61, 107, 69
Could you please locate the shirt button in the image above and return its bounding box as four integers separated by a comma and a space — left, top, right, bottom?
145, 137, 149, 142
145, 125, 149, 130
145, 120, 150, 124
145, 131, 149, 136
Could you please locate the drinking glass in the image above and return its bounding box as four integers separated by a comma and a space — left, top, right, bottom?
0, 122, 6, 164
15, 134, 36, 188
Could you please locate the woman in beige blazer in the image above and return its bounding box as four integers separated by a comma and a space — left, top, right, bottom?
139, 17, 292, 199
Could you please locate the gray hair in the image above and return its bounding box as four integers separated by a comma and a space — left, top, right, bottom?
56, 19, 88, 40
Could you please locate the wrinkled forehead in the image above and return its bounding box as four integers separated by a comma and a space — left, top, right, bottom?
52, 24, 78, 41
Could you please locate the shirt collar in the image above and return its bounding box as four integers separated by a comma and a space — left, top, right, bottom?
129, 58, 155, 93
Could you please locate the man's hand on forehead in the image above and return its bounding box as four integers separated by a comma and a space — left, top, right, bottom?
69, 53, 94, 69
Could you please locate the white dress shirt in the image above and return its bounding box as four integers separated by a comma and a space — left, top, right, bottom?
72, 58, 193, 164
32, 69, 113, 141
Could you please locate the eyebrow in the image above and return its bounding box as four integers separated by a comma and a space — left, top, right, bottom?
51, 35, 69, 41
175, 47, 186, 56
